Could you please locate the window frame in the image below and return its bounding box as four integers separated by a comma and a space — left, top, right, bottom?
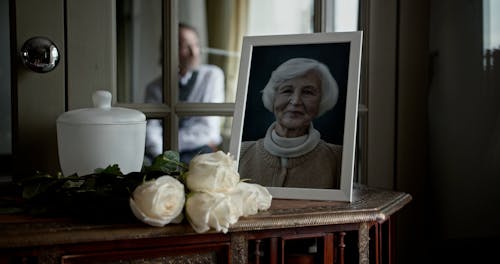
118, 0, 371, 185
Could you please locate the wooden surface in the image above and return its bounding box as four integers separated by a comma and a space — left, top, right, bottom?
0, 184, 411, 249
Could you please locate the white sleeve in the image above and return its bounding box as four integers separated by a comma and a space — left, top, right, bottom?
144, 78, 163, 163
203, 66, 225, 103
178, 66, 225, 151
178, 116, 222, 151
145, 119, 163, 162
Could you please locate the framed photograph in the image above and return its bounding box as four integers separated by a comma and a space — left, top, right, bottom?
229, 31, 362, 202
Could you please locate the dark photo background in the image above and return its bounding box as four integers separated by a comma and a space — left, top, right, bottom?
242, 42, 351, 145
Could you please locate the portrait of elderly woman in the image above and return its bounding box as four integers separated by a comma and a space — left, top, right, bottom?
238, 58, 342, 189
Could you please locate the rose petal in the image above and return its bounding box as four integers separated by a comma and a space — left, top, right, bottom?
230, 182, 272, 217
186, 191, 242, 233
130, 176, 185, 227
186, 151, 240, 192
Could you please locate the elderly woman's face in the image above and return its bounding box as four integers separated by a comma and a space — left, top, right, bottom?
273, 71, 321, 136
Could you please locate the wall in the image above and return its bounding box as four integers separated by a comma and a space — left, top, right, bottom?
427, 0, 500, 262
396, 1, 430, 263
0, 0, 11, 157
370, 1, 500, 262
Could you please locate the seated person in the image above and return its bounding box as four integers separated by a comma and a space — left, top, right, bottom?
144, 23, 225, 164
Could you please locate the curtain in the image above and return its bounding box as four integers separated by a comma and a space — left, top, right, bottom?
206, 0, 249, 102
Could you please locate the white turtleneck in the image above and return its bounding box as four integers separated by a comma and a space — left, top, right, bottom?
263, 122, 321, 167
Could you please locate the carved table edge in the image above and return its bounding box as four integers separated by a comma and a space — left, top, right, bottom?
229, 192, 412, 232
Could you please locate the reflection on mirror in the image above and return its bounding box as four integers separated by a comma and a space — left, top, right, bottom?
145, 116, 232, 166
142, 23, 227, 165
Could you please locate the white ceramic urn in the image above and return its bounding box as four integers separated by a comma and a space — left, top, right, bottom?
56, 90, 146, 176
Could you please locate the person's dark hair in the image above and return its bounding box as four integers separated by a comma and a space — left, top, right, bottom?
179, 22, 199, 37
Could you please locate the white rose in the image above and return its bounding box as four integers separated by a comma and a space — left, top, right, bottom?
186, 151, 240, 193
229, 182, 272, 217
185, 191, 241, 233
129, 175, 185, 227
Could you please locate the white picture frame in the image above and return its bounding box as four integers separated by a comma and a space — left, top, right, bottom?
229, 31, 362, 202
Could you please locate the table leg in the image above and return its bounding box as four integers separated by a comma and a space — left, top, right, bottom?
338, 231, 346, 264
231, 233, 248, 264
359, 222, 370, 264
324, 233, 334, 264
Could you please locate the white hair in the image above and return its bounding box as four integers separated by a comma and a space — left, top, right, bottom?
261, 57, 339, 117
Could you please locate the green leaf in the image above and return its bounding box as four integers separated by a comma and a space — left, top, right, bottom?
8, 151, 187, 220
77, 180, 96, 192
95, 164, 123, 175
163, 150, 180, 163
61, 179, 85, 189
15, 172, 57, 185
145, 150, 187, 175
0, 207, 25, 214
22, 178, 60, 200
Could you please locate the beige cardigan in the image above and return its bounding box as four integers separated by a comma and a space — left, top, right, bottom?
239, 139, 342, 189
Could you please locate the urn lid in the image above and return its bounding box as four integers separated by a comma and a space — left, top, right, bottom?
56, 90, 146, 125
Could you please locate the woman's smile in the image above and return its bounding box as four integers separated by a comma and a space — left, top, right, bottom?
283, 109, 305, 117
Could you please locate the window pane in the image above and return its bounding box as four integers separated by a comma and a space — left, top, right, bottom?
483, 0, 500, 52
116, 0, 163, 104
246, 0, 314, 35
328, 0, 359, 32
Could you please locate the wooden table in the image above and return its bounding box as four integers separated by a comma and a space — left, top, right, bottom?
0, 184, 411, 264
